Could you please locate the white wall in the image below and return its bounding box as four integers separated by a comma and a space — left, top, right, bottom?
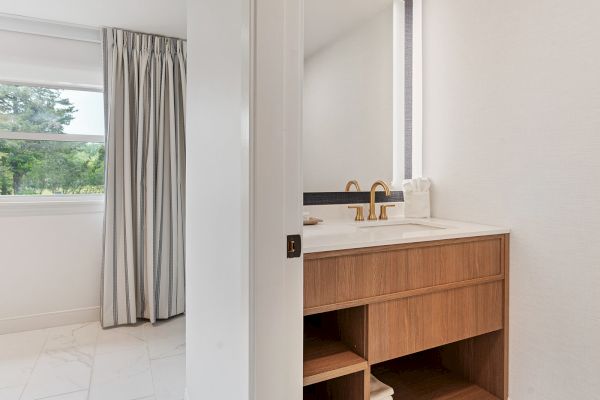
0, 206, 103, 333
304, 0, 392, 56
303, 8, 393, 192
0, 0, 186, 38
185, 0, 249, 399
422, 0, 600, 398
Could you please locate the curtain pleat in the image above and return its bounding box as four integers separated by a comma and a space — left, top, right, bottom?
101, 28, 186, 328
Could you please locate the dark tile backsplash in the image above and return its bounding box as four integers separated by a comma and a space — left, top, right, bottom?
304, 191, 404, 206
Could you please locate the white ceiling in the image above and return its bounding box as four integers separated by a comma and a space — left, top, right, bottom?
0, 0, 393, 54
304, 0, 392, 57
0, 0, 187, 38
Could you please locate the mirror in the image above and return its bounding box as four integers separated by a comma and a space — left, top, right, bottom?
303, 0, 413, 195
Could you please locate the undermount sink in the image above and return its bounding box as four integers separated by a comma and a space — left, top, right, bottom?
357, 221, 447, 233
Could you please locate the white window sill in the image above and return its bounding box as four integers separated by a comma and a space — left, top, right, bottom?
0, 195, 104, 217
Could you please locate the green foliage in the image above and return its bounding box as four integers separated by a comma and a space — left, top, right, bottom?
0, 85, 75, 133
0, 84, 104, 195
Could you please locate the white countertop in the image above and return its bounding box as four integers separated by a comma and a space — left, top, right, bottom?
303, 217, 509, 254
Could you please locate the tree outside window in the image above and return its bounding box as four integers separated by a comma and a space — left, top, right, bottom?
0, 83, 105, 196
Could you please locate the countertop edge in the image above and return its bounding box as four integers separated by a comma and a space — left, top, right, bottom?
303, 225, 510, 254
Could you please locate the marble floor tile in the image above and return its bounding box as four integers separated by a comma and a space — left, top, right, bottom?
44, 323, 100, 352
21, 345, 94, 400
41, 390, 89, 400
89, 347, 154, 400
1, 317, 185, 400
150, 354, 185, 400
95, 323, 147, 356
0, 385, 24, 400
144, 316, 185, 360
0, 329, 48, 389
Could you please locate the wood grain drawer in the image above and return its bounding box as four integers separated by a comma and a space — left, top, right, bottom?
367, 282, 504, 364
304, 237, 503, 313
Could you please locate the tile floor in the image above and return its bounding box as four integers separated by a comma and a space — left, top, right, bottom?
0, 316, 185, 400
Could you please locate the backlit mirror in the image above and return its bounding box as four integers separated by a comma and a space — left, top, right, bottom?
303, 0, 417, 197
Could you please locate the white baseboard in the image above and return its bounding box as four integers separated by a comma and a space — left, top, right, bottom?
0, 306, 100, 335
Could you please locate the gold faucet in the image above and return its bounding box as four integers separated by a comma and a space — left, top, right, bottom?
368, 180, 391, 220
345, 180, 364, 221
344, 180, 361, 192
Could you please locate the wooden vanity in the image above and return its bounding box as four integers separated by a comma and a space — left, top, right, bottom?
303, 233, 509, 400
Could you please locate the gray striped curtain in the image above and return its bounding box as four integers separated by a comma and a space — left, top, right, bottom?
101, 28, 186, 328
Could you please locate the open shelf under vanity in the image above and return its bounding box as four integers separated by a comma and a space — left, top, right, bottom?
303, 308, 369, 400
304, 337, 367, 386
303, 309, 504, 400
371, 346, 501, 400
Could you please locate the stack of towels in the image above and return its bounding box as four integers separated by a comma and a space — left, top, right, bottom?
370, 375, 394, 400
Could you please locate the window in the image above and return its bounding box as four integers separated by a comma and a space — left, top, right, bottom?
0, 82, 105, 196
0, 17, 103, 201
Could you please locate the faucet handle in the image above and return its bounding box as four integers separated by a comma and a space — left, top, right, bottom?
348, 205, 365, 221
379, 204, 396, 220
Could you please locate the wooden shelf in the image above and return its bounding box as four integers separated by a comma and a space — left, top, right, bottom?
303, 337, 367, 386
372, 360, 500, 400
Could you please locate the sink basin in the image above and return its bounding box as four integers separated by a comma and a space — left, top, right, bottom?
357, 222, 447, 233
303, 220, 453, 248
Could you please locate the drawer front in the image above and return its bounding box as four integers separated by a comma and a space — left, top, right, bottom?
304, 237, 503, 310
367, 282, 504, 364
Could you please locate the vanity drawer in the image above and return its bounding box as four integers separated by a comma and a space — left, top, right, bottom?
367, 281, 504, 364
304, 236, 504, 313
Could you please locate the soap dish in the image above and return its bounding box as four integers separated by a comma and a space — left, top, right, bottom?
303, 217, 323, 226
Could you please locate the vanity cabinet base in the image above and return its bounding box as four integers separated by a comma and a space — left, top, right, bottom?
303, 234, 509, 400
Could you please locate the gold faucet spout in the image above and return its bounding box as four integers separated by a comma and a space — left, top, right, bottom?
344, 180, 361, 192
368, 180, 391, 220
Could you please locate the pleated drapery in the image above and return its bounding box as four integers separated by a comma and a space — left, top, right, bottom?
101, 28, 186, 328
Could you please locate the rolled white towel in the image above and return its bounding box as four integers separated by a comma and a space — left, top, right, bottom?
370, 374, 394, 400
402, 177, 431, 218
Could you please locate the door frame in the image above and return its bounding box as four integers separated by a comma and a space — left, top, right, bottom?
250, 0, 304, 399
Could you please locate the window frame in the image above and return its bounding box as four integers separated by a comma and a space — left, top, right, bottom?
0, 79, 105, 209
